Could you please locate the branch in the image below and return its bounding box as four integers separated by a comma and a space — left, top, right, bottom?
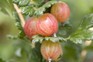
13, 3, 25, 27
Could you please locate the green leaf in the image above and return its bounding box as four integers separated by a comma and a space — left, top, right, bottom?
30, 0, 44, 6
32, 35, 67, 43
68, 14, 93, 44
19, 0, 30, 6
14, 13, 25, 39
29, 42, 42, 62
79, 14, 93, 29
0, 44, 16, 61
21, 6, 35, 16
0, 59, 5, 62
11, 38, 42, 62
85, 44, 93, 51
0, 0, 14, 18
15, 21, 22, 30
69, 29, 93, 44
34, 0, 58, 15
32, 35, 44, 43
57, 22, 73, 37
7, 35, 18, 40
13, 0, 20, 3
60, 41, 82, 62
13, 0, 30, 6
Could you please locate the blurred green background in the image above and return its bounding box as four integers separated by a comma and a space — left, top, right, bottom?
0, 0, 93, 62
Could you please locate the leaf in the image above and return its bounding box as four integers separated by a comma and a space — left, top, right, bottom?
13, 0, 30, 6
12, 38, 42, 62
7, 35, 18, 40
21, 6, 35, 16
85, 44, 93, 51
0, 0, 14, 18
57, 21, 73, 37
13, 0, 20, 3
30, 0, 44, 6
79, 14, 93, 29
18, 0, 30, 6
15, 21, 22, 30
0, 44, 16, 61
34, 0, 58, 15
68, 14, 93, 44
32, 35, 67, 43
59, 41, 82, 62
32, 35, 44, 43
16, 38, 42, 62
0, 59, 5, 62
29, 42, 42, 62
14, 13, 25, 39
69, 29, 93, 44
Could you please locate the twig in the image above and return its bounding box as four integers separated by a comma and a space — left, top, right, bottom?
13, 3, 25, 27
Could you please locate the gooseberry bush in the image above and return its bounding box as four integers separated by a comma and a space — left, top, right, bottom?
1, 0, 93, 62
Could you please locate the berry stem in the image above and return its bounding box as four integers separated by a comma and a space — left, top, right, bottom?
48, 58, 52, 62
53, 33, 57, 37
13, 3, 25, 27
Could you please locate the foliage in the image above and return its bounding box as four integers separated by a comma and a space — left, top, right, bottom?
0, 0, 93, 62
